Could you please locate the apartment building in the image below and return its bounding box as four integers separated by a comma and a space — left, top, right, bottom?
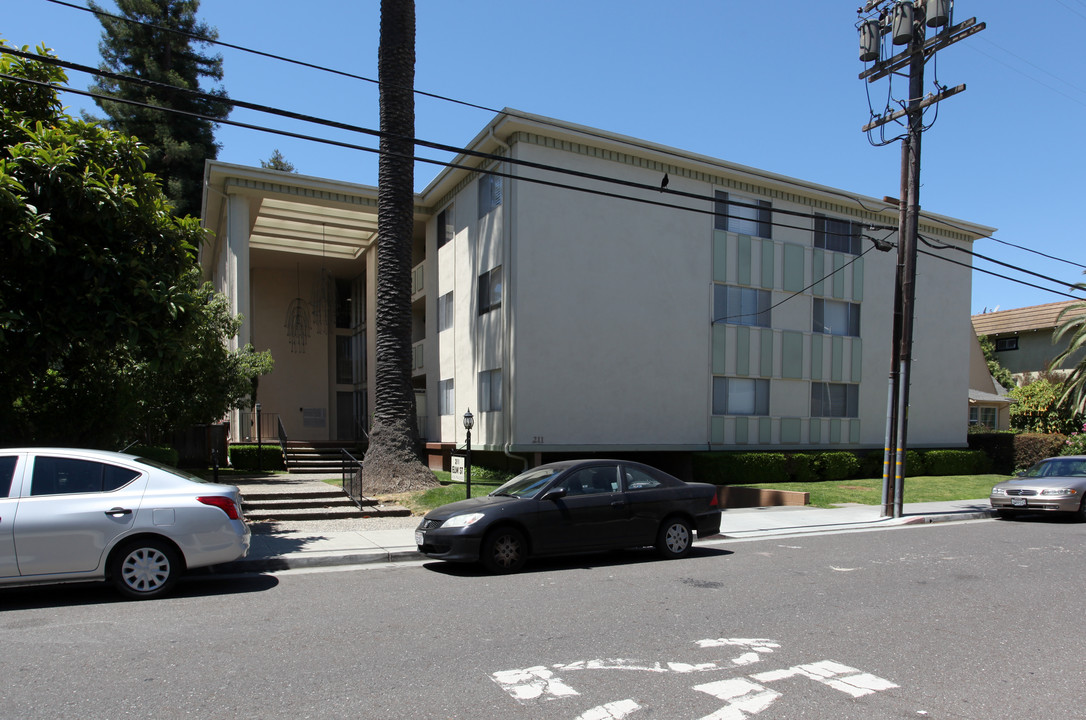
200, 110, 994, 464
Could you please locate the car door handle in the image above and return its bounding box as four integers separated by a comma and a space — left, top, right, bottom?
105, 507, 132, 517
610, 500, 626, 508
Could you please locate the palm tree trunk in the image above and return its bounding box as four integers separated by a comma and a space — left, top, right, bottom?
363, 0, 436, 493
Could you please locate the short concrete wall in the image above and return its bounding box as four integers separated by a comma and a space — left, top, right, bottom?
717, 485, 809, 508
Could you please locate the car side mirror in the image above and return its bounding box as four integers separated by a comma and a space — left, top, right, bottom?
540, 488, 567, 502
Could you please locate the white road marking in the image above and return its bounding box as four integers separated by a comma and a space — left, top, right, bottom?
573, 699, 641, 720
692, 678, 782, 720
491, 666, 579, 701
750, 660, 899, 698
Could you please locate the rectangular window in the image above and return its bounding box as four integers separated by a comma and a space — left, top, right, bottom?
981, 407, 996, 426
813, 298, 861, 336
712, 378, 770, 416
478, 173, 502, 218
994, 337, 1018, 351
969, 407, 979, 425
713, 285, 771, 327
439, 379, 455, 416
437, 291, 454, 332
811, 382, 859, 418
714, 191, 771, 238
479, 369, 502, 412
335, 278, 352, 329
437, 206, 454, 248
814, 215, 863, 255
335, 335, 353, 384
478, 266, 502, 315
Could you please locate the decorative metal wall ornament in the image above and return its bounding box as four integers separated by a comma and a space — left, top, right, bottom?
311, 223, 332, 335
285, 263, 311, 353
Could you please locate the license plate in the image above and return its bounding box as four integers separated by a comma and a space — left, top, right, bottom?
1011, 498, 1027, 507
415, 531, 424, 546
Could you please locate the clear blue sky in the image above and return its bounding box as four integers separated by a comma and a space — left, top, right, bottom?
6, 0, 1085, 315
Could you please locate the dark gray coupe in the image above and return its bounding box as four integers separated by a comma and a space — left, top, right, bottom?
415, 459, 721, 573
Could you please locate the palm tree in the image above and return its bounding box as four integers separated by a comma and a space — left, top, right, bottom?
1052, 288, 1086, 415
362, 0, 437, 493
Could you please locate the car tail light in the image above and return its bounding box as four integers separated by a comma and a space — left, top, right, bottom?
198, 496, 240, 520
709, 493, 719, 507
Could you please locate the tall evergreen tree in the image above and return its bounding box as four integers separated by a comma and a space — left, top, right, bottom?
88, 0, 230, 217
362, 0, 437, 493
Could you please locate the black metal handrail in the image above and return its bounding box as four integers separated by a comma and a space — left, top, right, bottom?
277, 416, 288, 454
341, 449, 364, 508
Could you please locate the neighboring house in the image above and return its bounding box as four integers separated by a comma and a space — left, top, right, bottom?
200, 110, 993, 468
971, 301, 1083, 383
966, 331, 1014, 430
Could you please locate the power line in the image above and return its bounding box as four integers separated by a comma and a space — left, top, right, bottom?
1, 46, 899, 241
918, 247, 1084, 301
42, 0, 905, 218
919, 234, 1085, 293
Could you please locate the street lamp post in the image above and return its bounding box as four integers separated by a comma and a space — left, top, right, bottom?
463, 409, 474, 499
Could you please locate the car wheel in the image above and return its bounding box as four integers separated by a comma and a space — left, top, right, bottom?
481, 527, 528, 574
656, 516, 693, 559
1078, 498, 1086, 523
110, 538, 181, 600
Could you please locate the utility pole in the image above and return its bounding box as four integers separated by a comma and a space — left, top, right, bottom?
858, 0, 984, 517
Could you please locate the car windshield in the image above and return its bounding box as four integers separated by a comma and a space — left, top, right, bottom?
1024, 459, 1086, 478
490, 466, 566, 499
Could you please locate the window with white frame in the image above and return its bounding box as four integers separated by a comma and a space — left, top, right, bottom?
712, 377, 770, 416
437, 206, 454, 248
438, 291, 454, 332
714, 191, 772, 238
439, 379, 454, 416
479, 369, 502, 412
969, 406, 997, 427
813, 298, 861, 337
478, 173, 502, 218
814, 214, 863, 255
478, 266, 502, 315
811, 382, 859, 418
713, 284, 771, 327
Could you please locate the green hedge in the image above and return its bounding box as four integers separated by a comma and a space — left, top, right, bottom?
692, 452, 789, 484
128, 445, 179, 467
228, 444, 285, 471
1013, 433, 1066, 470
922, 449, 991, 475
814, 451, 860, 480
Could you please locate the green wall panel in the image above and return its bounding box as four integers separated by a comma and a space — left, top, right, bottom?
712, 324, 727, 375
831, 336, 844, 382
852, 256, 864, 302
737, 235, 751, 286
735, 417, 749, 444
832, 253, 846, 299
829, 419, 842, 443
760, 329, 774, 377
759, 417, 772, 444
812, 249, 825, 296
782, 331, 803, 379
713, 230, 728, 283
809, 418, 821, 444
761, 240, 774, 289
783, 244, 804, 292
850, 419, 861, 443
711, 416, 725, 444
736, 326, 750, 376
851, 338, 862, 383
781, 418, 801, 444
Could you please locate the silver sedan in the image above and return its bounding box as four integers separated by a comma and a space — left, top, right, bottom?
0, 448, 250, 599
990, 455, 1086, 520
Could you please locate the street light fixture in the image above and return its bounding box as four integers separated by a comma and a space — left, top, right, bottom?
463, 409, 474, 499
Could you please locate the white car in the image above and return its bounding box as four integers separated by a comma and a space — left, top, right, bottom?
0, 448, 250, 599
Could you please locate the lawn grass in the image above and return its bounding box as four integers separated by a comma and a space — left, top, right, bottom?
737, 474, 1007, 508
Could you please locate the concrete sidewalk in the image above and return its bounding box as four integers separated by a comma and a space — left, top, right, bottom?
216, 497, 997, 574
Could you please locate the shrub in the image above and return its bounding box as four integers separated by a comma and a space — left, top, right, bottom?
922, 449, 991, 476
1061, 422, 1086, 456
858, 450, 886, 479
128, 445, 179, 467
786, 453, 818, 483
814, 451, 860, 480
692, 452, 789, 485
967, 432, 1016, 475
1013, 433, 1066, 470
228, 444, 285, 471
904, 449, 926, 476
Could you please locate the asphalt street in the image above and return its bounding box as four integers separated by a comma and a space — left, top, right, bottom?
0, 517, 1082, 719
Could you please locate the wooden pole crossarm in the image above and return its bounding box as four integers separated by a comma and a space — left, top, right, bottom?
861, 83, 966, 132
